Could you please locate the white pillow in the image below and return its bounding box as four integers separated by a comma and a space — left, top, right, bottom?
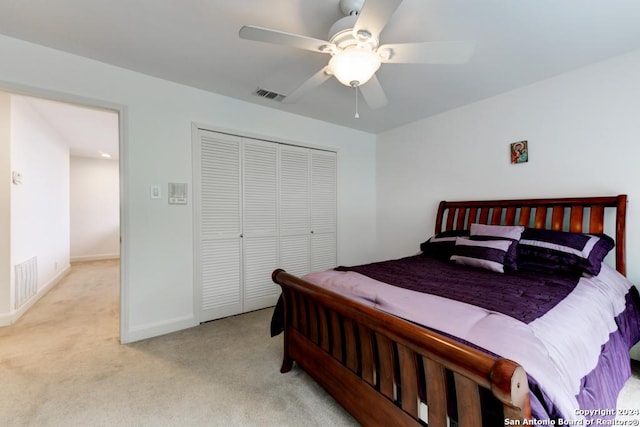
470, 223, 524, 240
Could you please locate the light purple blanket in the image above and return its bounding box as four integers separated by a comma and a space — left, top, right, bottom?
303, 261, 640, 422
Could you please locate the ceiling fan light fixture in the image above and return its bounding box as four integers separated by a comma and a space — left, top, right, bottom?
329, 47, 381, 87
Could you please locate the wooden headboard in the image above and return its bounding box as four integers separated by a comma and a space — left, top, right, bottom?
435, 195, 628, 276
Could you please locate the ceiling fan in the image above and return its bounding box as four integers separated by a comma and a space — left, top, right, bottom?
239, 0, 475, 111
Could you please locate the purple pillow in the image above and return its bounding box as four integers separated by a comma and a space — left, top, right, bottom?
450, 237, 513, 273
470, 224, 524, 271
517, 228, 614, 276
420, 229, 470, 260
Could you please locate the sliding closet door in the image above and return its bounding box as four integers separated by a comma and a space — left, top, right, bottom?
242, 139, 279, 311
198, 130, 243, 321
310, 150, 337, 272
279, 145, 311, 277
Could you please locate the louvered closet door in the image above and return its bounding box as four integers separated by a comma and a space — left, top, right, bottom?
198, 130, 243, 322
310, 150, 337, 272
279, 145, 311, 277
242, 139, 279, 312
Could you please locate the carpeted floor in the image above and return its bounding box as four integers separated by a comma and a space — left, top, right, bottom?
1, 260, 638, 426
0, 260, 356, 426
618, 361, 640, 423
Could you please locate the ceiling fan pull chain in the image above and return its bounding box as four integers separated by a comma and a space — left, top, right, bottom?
355, 85, 360, 118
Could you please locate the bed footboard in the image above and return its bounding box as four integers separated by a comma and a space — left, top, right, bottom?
272, 269, 531, 427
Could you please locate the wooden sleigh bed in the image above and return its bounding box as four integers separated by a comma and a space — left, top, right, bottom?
271, 195, 634, 426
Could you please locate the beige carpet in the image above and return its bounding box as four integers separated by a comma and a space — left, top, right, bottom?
0, 260, 356, 426
1, 260, 638, 426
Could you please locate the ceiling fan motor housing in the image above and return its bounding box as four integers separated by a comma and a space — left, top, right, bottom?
332, 0, 372, 48
329, 15, 359, 48
329, 15, 378, 50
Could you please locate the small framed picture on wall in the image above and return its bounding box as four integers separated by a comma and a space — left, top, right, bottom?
510, 140, 528, 164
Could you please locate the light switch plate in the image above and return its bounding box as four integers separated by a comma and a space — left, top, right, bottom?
150, 185, 161, 199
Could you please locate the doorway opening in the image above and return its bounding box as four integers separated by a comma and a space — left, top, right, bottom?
0, 90, 122, 341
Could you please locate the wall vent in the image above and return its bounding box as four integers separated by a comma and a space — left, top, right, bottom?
15, 257, 38, 309
254, 88, 285, 102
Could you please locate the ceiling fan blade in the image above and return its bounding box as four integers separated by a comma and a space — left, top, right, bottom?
353, 0, 403, 40
378, 40, 476, 64
359, 75, 388, 109
239, 25, 334, 53
282, 68, 332, 104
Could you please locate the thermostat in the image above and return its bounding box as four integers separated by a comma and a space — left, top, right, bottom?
168, 183, 188, 205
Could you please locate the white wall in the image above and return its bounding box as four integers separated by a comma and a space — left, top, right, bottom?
9, 95, 71, 311
70, 156, 120, 262
0, 93, 11, 316
377, 49, 640, 287
0, 34, 377, 342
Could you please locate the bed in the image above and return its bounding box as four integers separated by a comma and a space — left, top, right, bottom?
271, 195, 640, 426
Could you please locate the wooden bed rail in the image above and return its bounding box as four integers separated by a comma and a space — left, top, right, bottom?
435, 195, 628, 276
273, 269, 532, 427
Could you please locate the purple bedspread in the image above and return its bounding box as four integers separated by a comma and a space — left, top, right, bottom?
529, 289, 640, 422
271, 255, 640, 423
334, 255, 640, 421
336, 255, 580, 323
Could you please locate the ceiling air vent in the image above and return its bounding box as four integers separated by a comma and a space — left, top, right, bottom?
254, 88, 285, 102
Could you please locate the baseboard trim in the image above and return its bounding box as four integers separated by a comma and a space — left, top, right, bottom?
71, 254, 120, 263
0, 264, 71, 327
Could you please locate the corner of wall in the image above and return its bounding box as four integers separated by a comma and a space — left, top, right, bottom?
0, 263, 70, 326
121, 315, 198, 344
0, 92, 12, 315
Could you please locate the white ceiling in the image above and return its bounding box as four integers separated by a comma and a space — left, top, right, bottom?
1, 0, 640, 134
15, 95, 119, 160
